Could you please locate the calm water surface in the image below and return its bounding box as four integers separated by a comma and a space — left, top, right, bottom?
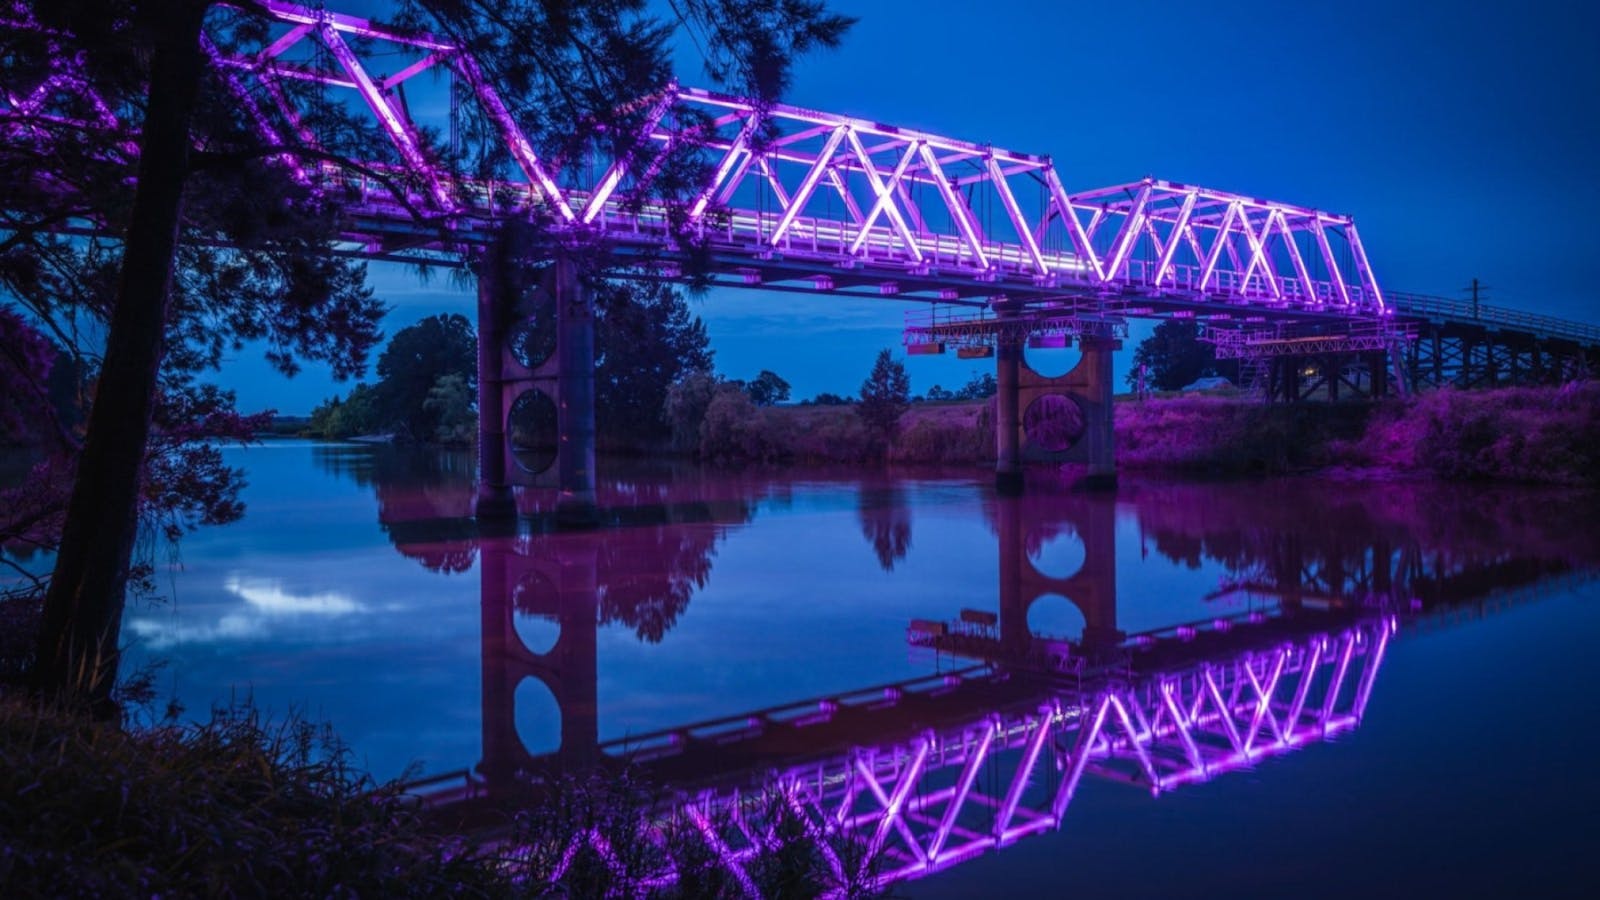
103, 441, 1600, 897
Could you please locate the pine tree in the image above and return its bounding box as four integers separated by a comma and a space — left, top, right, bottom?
857, 349, 910, 452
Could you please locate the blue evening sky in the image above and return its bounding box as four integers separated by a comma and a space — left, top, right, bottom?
218, 0, 1600, 414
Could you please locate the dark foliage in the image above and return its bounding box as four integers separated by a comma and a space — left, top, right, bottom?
0, 699, 499, 896
745, 369, 791, 406
595, 281, 714, 446
1127, 321, 1236, 391
856, 349, 910, 450
953, 371, 997, 400
375, 314, 478, 443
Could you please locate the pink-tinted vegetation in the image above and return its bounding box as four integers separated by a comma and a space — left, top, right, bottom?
1345, 383, 1600, 485
1115, 394, 1369, 475
685, 385, 1598, 486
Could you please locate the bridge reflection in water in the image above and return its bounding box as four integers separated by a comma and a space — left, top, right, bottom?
324, 449, 1597, 891
457, 517, 1393, 890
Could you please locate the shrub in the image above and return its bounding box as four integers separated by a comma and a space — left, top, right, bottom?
1411, 384, 1600, 484
0, 699, 497, 897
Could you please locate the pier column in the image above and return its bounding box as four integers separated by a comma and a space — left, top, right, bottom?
996, 332, 1023, 495
1078, 336, 1118, 489
475, 241, 516, 520
554, 256, 598, 527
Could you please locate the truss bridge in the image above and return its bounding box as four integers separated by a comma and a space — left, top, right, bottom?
5, 0, 1597, 504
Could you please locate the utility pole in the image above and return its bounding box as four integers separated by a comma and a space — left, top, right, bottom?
1471, 277, 1481, 319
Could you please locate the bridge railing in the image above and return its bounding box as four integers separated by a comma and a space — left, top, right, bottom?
1388, 291, 1600, 346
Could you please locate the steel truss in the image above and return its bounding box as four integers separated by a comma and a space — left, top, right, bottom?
524, 617, 1394, 893
3, 0, 1390, 319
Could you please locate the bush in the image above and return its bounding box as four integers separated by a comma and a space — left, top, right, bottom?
0, 699, 497, 897
1410, 384, 1600, 484
890, 412, 987, 464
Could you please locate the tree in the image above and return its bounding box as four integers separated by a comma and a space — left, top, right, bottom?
6, 0, 853, 704
664, 372, 719, 454
423, 373, 476, 446
594, 281, 713, 446
857, 349, 910, 451
1128, 320, 1237, 392
745, 369, 790, 406
805, 392, 852, 406
954, 372, 997, 400
374, 314, 477, 443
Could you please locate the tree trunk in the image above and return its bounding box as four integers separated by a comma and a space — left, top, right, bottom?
32, 3, 208, 709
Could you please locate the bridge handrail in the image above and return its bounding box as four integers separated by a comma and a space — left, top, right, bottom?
1387, 290, 1600, 345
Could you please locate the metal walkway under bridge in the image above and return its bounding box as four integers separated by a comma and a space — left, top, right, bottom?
6, 0, 1598, 508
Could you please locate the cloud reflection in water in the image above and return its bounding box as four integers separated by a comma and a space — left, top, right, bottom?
126, 576, 364, 649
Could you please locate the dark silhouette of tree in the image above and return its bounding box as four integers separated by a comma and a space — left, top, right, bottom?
594, 281, 713, 446
1127, 320, 1237, 392
5, 0, 853, 704
745, 369, 790, 406
857, 349, 910, 451
803, 392, 852, 406
375, 314, 477, 443
954, 372, 997, 400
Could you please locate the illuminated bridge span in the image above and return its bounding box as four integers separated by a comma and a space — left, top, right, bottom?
4, 0, 1401, 509
8, 1, 1596, 505
427, 615, 1394, 892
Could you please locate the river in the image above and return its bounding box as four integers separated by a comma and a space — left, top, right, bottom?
55, 441, 1600, 895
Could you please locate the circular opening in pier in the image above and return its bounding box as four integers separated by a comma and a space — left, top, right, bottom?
507, 289, 557, 370
511, 569, 562, 655
1026, 593, 1086, 642
514, 677, 562, 757
1026, 526, 1086, 580
1023, 393, 1085, 452
512, 611, 561, 657
507, 389, 558, 474
1023, 343, 1081, 379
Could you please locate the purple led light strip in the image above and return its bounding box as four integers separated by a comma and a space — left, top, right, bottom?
2, 0, 1388, 314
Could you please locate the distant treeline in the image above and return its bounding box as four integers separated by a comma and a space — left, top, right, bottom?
679, 383, 1600, 487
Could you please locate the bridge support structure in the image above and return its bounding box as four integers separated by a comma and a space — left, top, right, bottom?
910, 310, 1124, 494
994, 330, 1024, 495
475, 231, 598, 527
1402, 321, 1598, 390
1005, 336, 1119, 490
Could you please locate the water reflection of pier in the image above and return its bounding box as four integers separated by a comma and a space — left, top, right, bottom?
352, 454, 1596, 891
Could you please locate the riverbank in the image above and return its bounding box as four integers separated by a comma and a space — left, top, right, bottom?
687, 383, 1599, 485
0, 689, 882, 896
